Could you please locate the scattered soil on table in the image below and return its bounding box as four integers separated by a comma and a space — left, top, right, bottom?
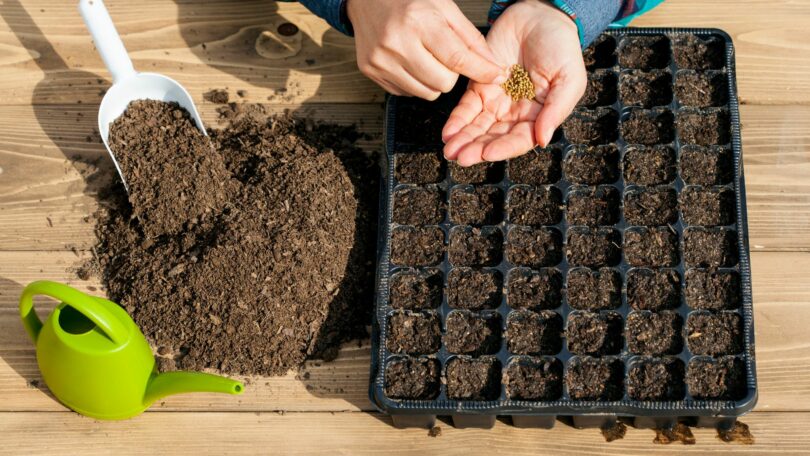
625, 227, 679, 267
394, 152, 444, 184
685, 269, 741, 310
623, 187, 678, 226
506, 268, 563, 310
507, 186, 563, 226
385, 357, 440, 399
445, 311, 502, 355
675, 71, 727, 107
717, 421, 755, 445
686, 312, 743, 356
579, 70, 617, 108
566, 356, 624, 401
583, 35, 617, 70
627, 268, 681, 311
507, 146, 562, 185
450, 161, 502, 184
203, 88, 229, 103
621, 109, 674, 145
448, 227, 503, 266
393, 186, 444, 225
680, 187, 735, 226
447, 268, 502, 310
673, 35, 725, 70
687, 356, 746, 400
386, 311, 442, 355
653, 423, 696, 445
566, 311, 623, 356
506, 226, 563, 268
563, 144, 620, 185
626, 311, 683, 355
619, 35, 670, 70
601, 421, 628, 442
627, 357, 685, 401
677, 109, 730, 146
563, 108, 618, 145
566, 267, 622, 310
391, 226, 445, 266
506, 310, 563, 355
390, 269, 444, 310
566, 227, 622, 268
445, 357, 501, 401
623, 145, 676, 185
428, 426, 442, 437
684, 228, 738, 267
566, 185, 620, 226
504, 357, 563, 401
449, 186, 503, 226
679, 145, 733, 186
620, 70, 672, 108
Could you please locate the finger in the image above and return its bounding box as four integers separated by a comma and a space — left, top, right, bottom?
442, 89, 482, 142
405, 48, 459, 94
482, 121, 536, 162
377, 77, 405, 96
443, 111, 496, 160
439, 1, 501, 66
456, 140, 487, 167
424, 27, 506, 85
534, 69, 586, 146
386, 66, 442, 100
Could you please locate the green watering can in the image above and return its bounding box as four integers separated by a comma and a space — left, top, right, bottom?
19, 281, 244, 420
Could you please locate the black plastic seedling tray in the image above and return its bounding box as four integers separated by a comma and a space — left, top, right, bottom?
370, 28, 756, 430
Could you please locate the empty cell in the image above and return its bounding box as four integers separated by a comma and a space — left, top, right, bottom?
386, 311, 442, 355
626, 311, 684, 355
566, 356, 625, 401
392, 186, 444, 225
385, 357, 441, 400
447, 268, 502, 310
621, 108, 675, 145
506, 310, 563, 355
624, 227, 679, 267
686, 311, 744, 356
506, 226, 563, 267
623, 145, 677, 186
680, 187, 736, 226
508, 145, 562, 185
389, 268, 443, 310
445, 357, 502, 401
627, 268, 681, 311
507, 267, 563, 310
563, 108, 619, 145
685, 269, 741, 310
507, 186, 563, 226
444, 311, 502, 355
684, 227, 738, 267
448, 227, 503, 266
394, 152, 443, 184
504, 357, 563, 401
390, 226, 444, 266
566, 267, 622, 311
449, 186, 503, 226
566, 311, 623, 356
627, 357, 685, 401
566, 227, 622, 267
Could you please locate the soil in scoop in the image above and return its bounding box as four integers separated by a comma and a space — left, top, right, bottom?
566, 356, 624, 401
685, 269, 741, 310
578, 70, 617, 108
680, 187, 735, 226
680, 145, 733, 186
563, 144, 620, 185
566, 227, 622, 268
389, 269, 444, 310
445, 311, 502, 355
450, 161, 503, 184
385, 357, 440, 400
673, 34, 725, 70
448, 227, 503, 266
627, 268, 681, 311
391, 226, 445, 266
386, 311, 442, 355
447, 268, 502, 310
507, 146, 562, 185
449, 186, 503, 226
623, 145, 676, 186
566, 311, 623, 356
621, 109, 675, 145
623, 187, 678, 226
686, 356, 746, 400
506, 268, 563, 310
563, 108, 618, 145
394, 152, 444, 184
686, 311, 743, 356
445, 357, 502, 401
566, 267, 622, 310
620, 70, 672, 108
507, 186, 563, 226
504, 357, 563, 401
506, 226, 563, 268
627, 357, 685, 401
392, 186, 444, 225
625, 227, 679, 267
684, 228, 738, 267
566, 185, 620, 226
677, 109, 731, 146
506, 310, 563, 355
675, 71, 727, 107
619, 35, 670, 70
626, 311, 683, 355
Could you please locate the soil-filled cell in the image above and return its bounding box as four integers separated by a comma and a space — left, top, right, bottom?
566, 227, 622, 268
394, 152, 443, 184
680, 187, 736, 226
627, 357, 685, 401
621, 109, 675, 145
448, 227, 503, 267
684, 227, 738, 267
619, 35, 670, 70
386, 311, 441, 355
392, 186, 444, 225
566, 185, 621, 226
447, 268, 502, 310
626, 311, 684, 355
624, 227, 679, 267
675, 70, 727, 107
627, 268, 681, 311
686, 311, 744, 356
623, 145, 677, 186
385, 357, 441, 400
673, 34, 725, 70
445, 357, 502, 401
507, 186, 563, 226
391, 226, 445, 266
685, 269, 741, 310
563, 108, 619, 145
677, 109, 731, 146
390, 269, 443, 310
563, 144, 621, 185
504, 357, 563, 401
506, 310, 563, 355
583, 35, 617, 70
566, 356, 625, 401
579, 70, 618, 108
566, 311, 623, 356
624, 187, 678, 226
686, 356, 747, 400
506, 226, 563, 268
566, 267, 622, 311
445, 311, 502, 355
620, 70, 673, 108
449, 161, 503, 184
507, 146, 562, 185
449, 186, 503, 226
679, 145, 733, 186
507, 267, 563, 310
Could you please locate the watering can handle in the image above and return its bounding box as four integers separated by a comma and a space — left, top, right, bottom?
19, 281, 128, 345
78, 0, 136, 84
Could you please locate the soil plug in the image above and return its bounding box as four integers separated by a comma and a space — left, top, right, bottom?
502, 64, 535, 101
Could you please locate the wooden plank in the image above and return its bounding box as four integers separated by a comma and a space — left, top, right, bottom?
1, 250, 809, 412
0, 0, 808, 105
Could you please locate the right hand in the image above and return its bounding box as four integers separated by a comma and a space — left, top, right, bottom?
346, 0, 507, 100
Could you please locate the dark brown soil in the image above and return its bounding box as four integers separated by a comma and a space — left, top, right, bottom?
566, 356, 624, 401
203, 89, 229, 104
391, 226, 445, 266
506, 310, 563, 355
506, 268, 563, 310
625, 227, 680, 267
449, 186, 503, 226
448, 227, 503, 266
583, 35, 617, 70
566, 185, 620, 226
685, 269, 741, 310
507, 146, 561, 185
394, 152, 443, 184
507, 186, 563, 226
393, 186, 444, 225
680, 187, 735, 226
675, 70, 727, 107
686, 311, 744, 355
566, 227, 622, 267
445, 357, 502, 401
619, 35, 670, 70
686, 356, 746, 399
677, 109, 731, 146
385, 357, 441, 399
506, 226, 563, 267
620, 70, 672, 108
504, 357, 563, 401
566, 267, 622, 310
621, 109, 675, 145
623, 145, 676, 185
447, 267, 502, 310
627, 357, 685, 401
563, 108, 619, 145
386, 311, 441, 355
566, 311, 623, 355
450, 161, 502, 184
717, 421, 755, 445
390, 269, 444, 310
680, 145, 733, 186
563, 144, 620, 185
627, 268, 681, 311
601, 422, 628, 442
108, 100, 231, 238
626, 311, 683, 355
653, 423, 696, 445
623, 187, 679, 226
673, 35, 725, 70
445, 311, 502, 355
579, 70, 618, 108
684, 227, 738, 267
428, 426, 442, 437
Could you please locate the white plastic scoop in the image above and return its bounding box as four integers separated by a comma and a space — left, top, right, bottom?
78, 0, 206, 192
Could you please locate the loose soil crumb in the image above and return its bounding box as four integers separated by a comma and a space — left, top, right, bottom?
717, 421, 755, 445
623, 145, 676, 185
203, 88, 229, 103
386, 311, 442, 355
507, 186, 563, 226
507, 146, 562, 185
447, 268, 502, 310
428, 426, 442, 438
601, 421, 628, 442
685, 269, 740, 310
579, 70, 617, 108
563, 144, 620, 185
385, 357, 440, 400
504, 357, 563, 401
623, 187, 678, 226
448, 227, 503, 266
619, 35, 670, 70
393, 186, 444, 225
620, 70, 672, 108
621, 109, 675, 145
566, 311, 623, 356
566, 356, 624, 401
626, 311, 683, 355
687, 356, 746, 399
390, 269, 443, 310
445, 357, 501, 401
653, 423, 696, 445
566, 227, 622, 268
506, 226, 563, 268
566, 185, 620, 226
445, 311, 501, 355
563, 108, 618, 145
507, 268, 563, 310
567, 267, 622, 310
506, 310, 563, 355
392, 226, 445, 266
686, 311, 743, 356
627, 268, 681, 311
450, 186, 503, 225
627, 357, 685, 401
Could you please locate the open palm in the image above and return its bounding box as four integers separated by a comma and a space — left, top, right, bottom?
442, 0, 586, 166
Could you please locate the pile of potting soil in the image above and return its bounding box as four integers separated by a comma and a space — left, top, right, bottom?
86, 100, 378, 376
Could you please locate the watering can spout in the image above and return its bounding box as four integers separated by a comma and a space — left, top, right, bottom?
144, 371, 244, 405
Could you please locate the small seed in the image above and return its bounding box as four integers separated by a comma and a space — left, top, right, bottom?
501, 64, 535, 101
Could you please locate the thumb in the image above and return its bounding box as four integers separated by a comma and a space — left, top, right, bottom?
533, 68, 586, 146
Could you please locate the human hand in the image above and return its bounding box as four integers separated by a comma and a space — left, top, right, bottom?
346, 0, 507, 100
442, 0, 587, 166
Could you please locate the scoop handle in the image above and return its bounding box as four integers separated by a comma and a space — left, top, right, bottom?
78, 0, 136, 84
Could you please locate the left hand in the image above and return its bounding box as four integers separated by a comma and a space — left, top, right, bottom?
442, 0, 587, 166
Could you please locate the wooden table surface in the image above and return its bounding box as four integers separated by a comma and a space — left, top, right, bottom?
1, 0, 810, 453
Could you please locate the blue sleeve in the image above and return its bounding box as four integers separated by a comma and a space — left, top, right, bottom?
279, 0, 353, 35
